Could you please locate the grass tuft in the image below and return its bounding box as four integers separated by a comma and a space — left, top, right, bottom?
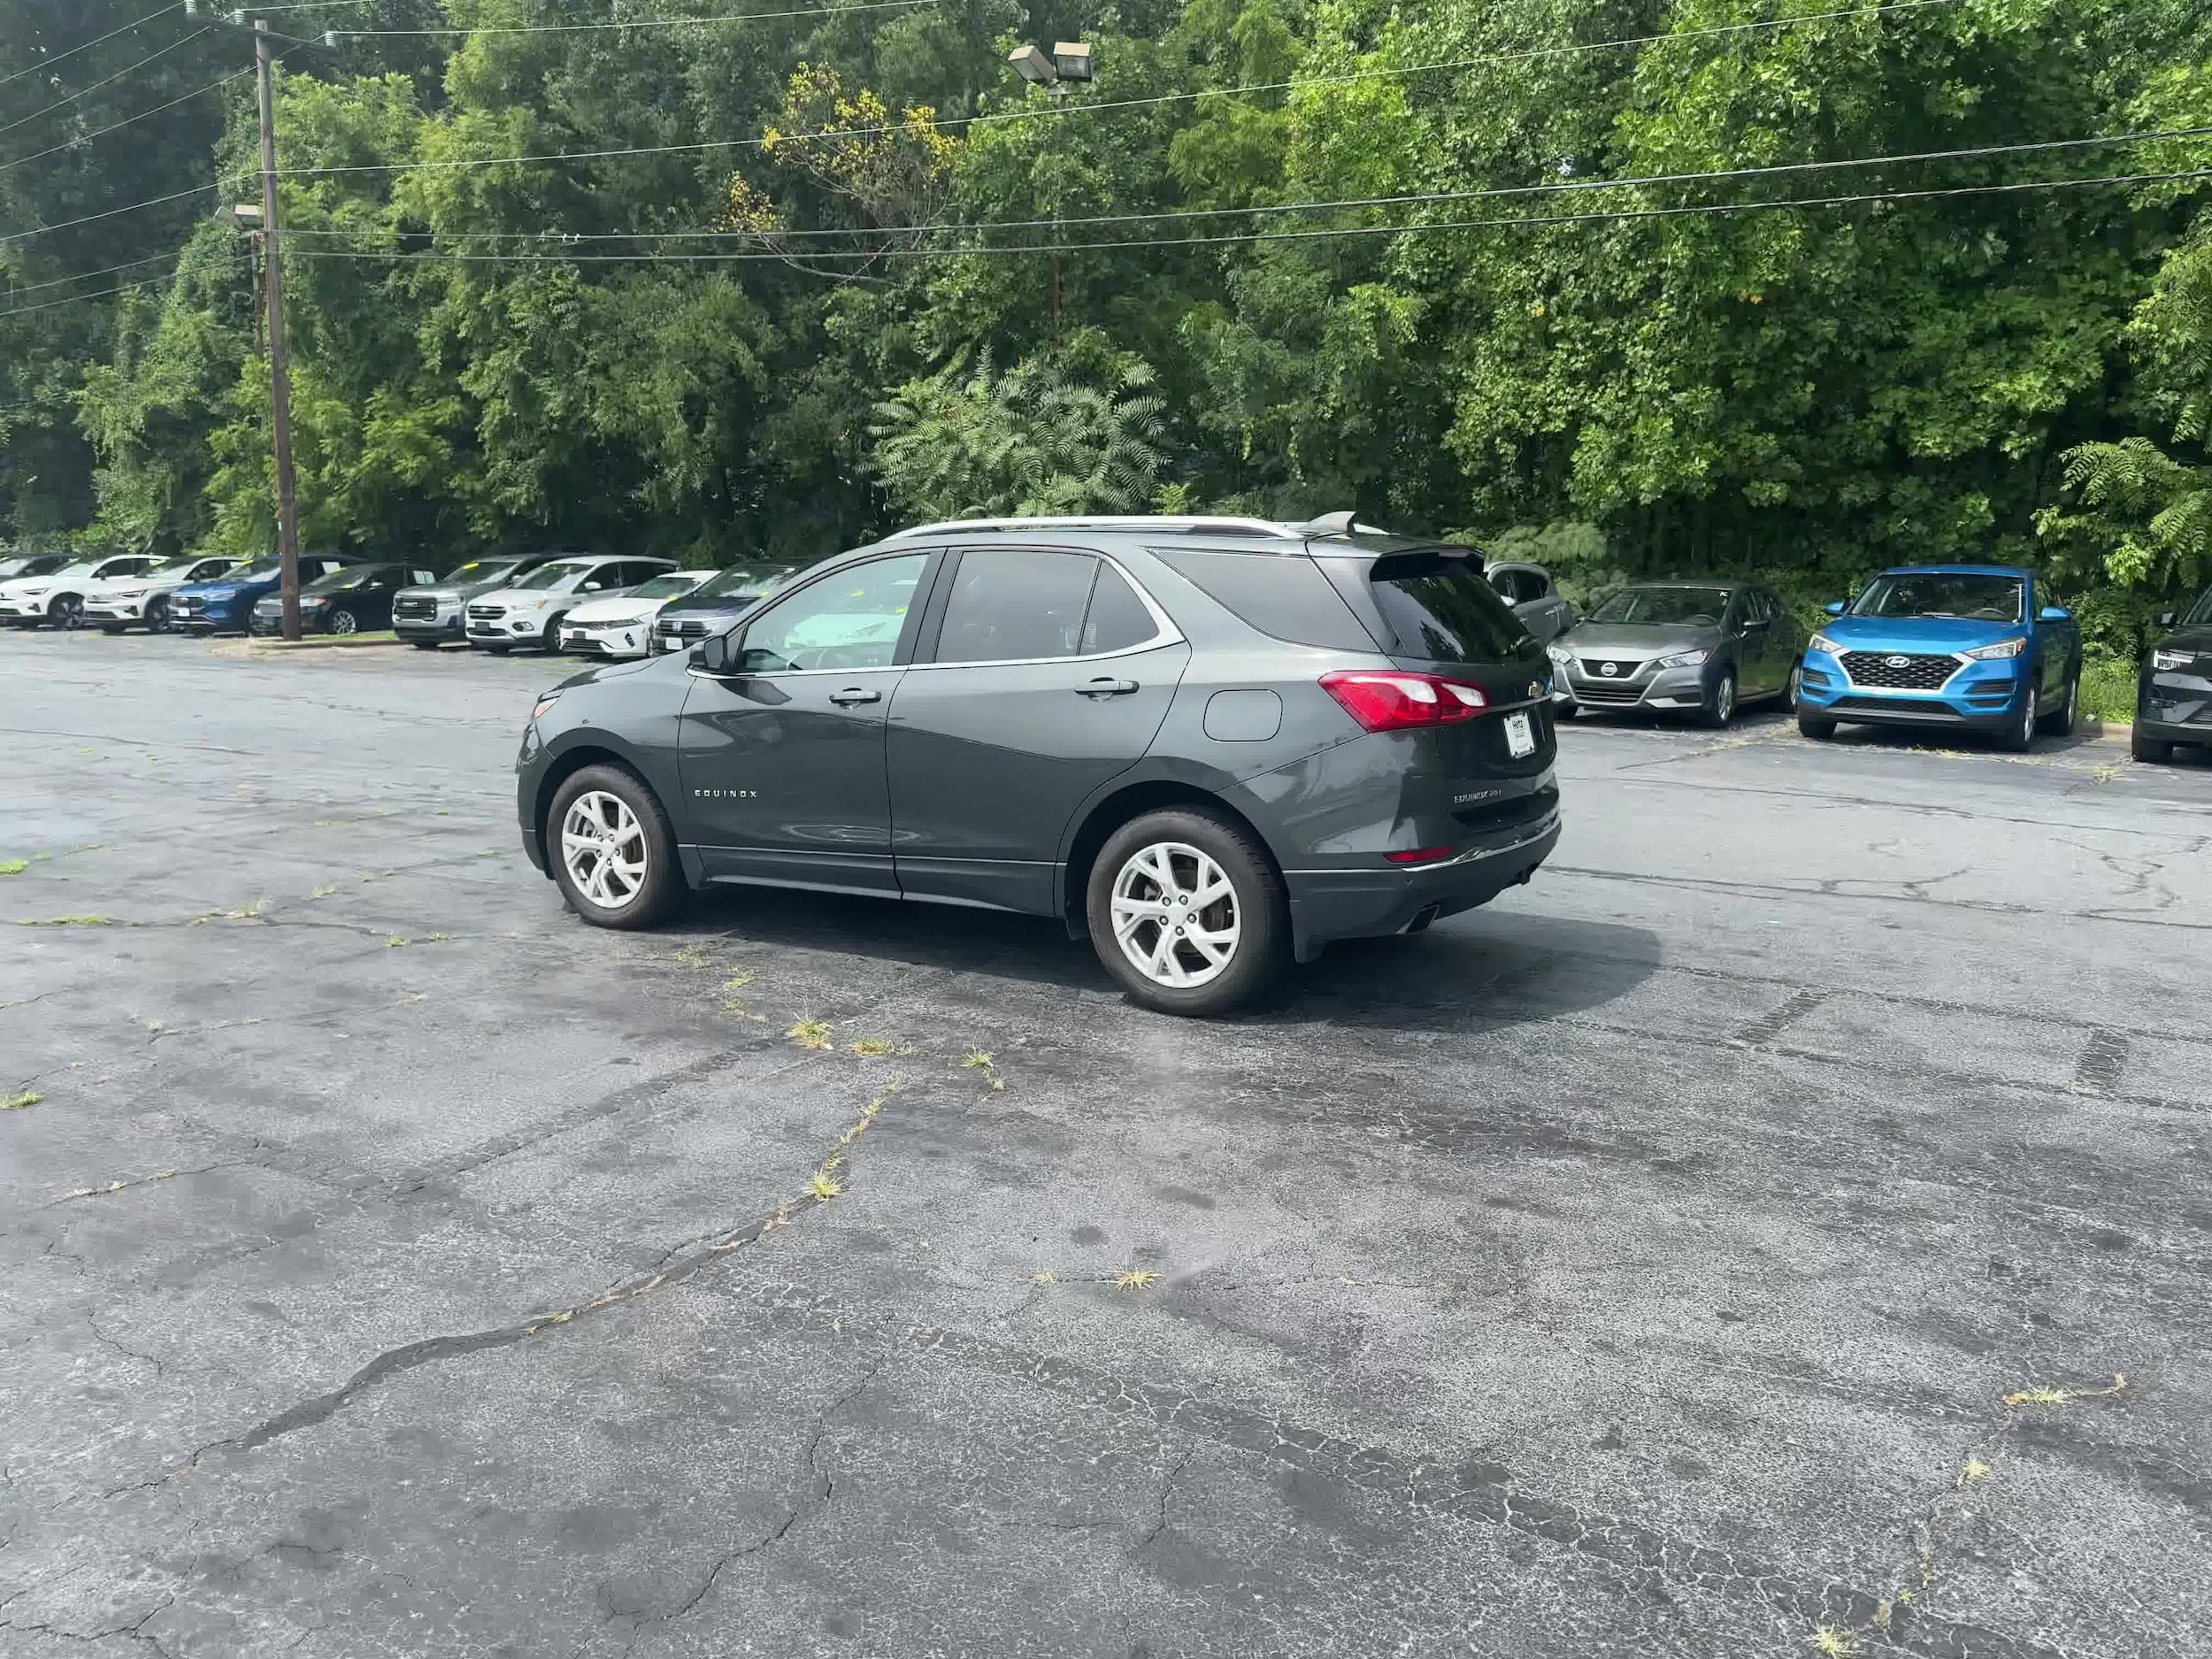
849, 1036, 906, 1056
961, 1048, 995, 1069
1114, 1269, 1161, 1289
310, 883, 339, 898
724, 967, 756, 991
0, 859, 26, 877
19, 915, 114, 927
1809, 1628, 1857, 1657
787, 1018, 833, 1050
809, 1171, 843, 1200
2, 1090, 43, 1111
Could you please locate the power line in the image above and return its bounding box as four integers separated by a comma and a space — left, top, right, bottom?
0, 27, 212, 141
1, 251, 179, 296
0, 181, 216, 245
219, 0, 1966, 184
265, 124, 2212, 244
2, 67, 250, 173
273, 168, 2212, 266
326, 0, 935, 36
0, 266, 177, 319
0, 3, 181, 94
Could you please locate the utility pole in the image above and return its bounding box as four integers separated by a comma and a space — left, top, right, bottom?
253, 19, 303, 642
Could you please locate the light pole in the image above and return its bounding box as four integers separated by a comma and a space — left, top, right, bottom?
1007, 41, 1094, 332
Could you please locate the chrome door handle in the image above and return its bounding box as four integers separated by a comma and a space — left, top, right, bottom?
829, 687, 881, 706
1075, 678, 1140, 697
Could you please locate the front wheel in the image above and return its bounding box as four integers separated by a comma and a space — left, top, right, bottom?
1699, 667, 1737, 729
1553, 701, 1578, 721
146, 596, 171, 634
538, 614, 568, 653
1087, 808, 1289, 1017
410, 639, 443, 651
2131, 726, 2175, 764
48, 595, 82, 631
2001, 684, 2039, 754
547, 765, 684, 930
327, 607, 360, 637
1799, 713, 1837, 741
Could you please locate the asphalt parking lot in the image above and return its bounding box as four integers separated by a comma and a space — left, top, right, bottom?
4, 633, 2209, 1659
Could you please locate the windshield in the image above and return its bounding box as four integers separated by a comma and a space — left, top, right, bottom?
50, 560, 102, 578
624, 574, 703, 601
223, 561, 281, 582
695, 563, 795, 601
443, 559, 530, 587
1851, 572, 2023, 623
148, 556, 217, 578
303, 565, 380, 593
3, 555, 70, 578
2185, 587, 2212, 626
526, 559, 599, 591
1587, 587, 1732, 626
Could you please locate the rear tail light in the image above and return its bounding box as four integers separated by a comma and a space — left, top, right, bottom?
1319, 671, 1489, 732
1386, 847, 1456, 866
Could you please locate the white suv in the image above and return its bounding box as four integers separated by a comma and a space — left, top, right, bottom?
0, 553, 158, 630
465, 556, 675, 653
557, 570, 714, 658
82, 554, 242, 634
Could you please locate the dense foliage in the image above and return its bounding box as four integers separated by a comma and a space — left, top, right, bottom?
6, 0, 2212, 677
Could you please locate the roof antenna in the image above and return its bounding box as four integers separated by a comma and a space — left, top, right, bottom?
1298, 511, 1361, 536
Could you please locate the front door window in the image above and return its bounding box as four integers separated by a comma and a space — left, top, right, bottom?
738, 555, 927, 672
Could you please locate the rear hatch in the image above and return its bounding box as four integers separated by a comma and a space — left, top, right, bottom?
1311, 541, 1557, 831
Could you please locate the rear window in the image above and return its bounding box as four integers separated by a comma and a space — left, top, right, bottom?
1322, 549, 1536, 664
1152, 549, 1378, 651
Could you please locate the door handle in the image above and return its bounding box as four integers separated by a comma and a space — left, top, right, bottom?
1075, 678, 1140, 697
829, 687, 881, 706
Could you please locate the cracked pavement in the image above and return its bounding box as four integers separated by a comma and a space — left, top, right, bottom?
3, 633, 2209, 1657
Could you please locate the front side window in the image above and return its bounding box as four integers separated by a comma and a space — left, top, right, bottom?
737, 553, 927, 672
2183, 587, 2212, 626
1851, 572, 2024, 623
933, 549, 1100, 663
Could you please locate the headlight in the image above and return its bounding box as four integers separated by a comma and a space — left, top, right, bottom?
111, 588, 147, 600
2152, 648, 2194, 672
531, 693, 560, 722
1655, 648, 1709, 670
1961, 636, 2026, 660
1545, 642, 1573, 665
512, 595, 551, 611
1807, 632, 1844, 657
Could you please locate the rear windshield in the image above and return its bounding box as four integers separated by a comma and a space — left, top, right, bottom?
1323, 549, 1536, 664
1151, 549, 1377, 651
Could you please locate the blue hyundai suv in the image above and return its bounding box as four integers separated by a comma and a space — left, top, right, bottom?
1796, 565, 2080, 752
173, 552, 365, 636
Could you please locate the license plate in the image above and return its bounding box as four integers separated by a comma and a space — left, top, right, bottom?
1503, 710, 1536, 758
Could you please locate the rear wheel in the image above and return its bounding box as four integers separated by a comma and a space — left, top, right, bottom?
1086, 808, 1287, 1018
1798, 713, 1837, 741
1784, 660, 1802, 710
2041, 667, 2079, 735
2131, 726, 2175, 764
1699, 667, 1737, 729
2000, 684, 2039, 754
547, 765, 684, 930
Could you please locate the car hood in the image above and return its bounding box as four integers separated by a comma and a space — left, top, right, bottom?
178, 581, 257, 601
658, 595, 759, 621
0, 575, 66, 597
553, 656, 665, 693
1558, 622, 1722, 657
475, 586, 566, 606
404, 580, 516, 601
1816, 615, 2025, 651
2154, 624, 2212, 657
564, 596, 659, 626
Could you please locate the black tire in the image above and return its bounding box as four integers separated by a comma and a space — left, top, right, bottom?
328, 607, 360, 637
2131, 726, 2174, 764
1086, 806, 1289, 1018
476, 641, 511, 656
2041, 667, 2079, 736
98, 625, 127, 636
410, 639, 443, 651
1783, 659, 1802, 710
1699, 666, 1738, 729
1554, 702, 1578, 721
48, 594, 82, 631
545, 764, 685, 931
538, 613, 568, 653
2000, 684, 2039, 754
1798, 713, 1837, 741
146, 596, 171, 634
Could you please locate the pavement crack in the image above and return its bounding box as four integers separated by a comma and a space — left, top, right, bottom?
2070, 1028, 2129, 1098
95, 1074, 907, 1492
1133, 1446, 1195, 1556
84, 1313, 164, 1379
1728, 988, 1827, 1049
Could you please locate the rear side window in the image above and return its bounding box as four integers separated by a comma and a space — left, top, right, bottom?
934, 549, 1095, 662
1324, 550, 1535, 664
1080, 565, 1158, 654
1151, 549, 1378, 651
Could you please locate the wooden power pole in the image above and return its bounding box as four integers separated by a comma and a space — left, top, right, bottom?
253, 19, 303, 642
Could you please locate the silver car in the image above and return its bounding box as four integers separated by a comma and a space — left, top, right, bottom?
1548, 580, 1805, 727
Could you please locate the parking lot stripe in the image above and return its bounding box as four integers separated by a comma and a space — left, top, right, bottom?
2070, 1029, 2130, 1098
1729, 988, 1827, 1049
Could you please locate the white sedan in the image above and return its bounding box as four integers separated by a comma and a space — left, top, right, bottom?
557, 571, 716, 659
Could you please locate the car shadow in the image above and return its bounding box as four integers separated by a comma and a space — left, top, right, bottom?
672, 887, 1659, 1035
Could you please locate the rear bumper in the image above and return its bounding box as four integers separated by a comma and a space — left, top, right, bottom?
1284, 810, 1561, 958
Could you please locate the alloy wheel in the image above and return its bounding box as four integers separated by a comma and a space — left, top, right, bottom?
2019, 687, 2039, 748
1110, 842, 1241, 988
560, 790, 650, 910
147, 598, 170, 634
329, 608, 359, 636
1786, 664, 1801, 710
51, 595, 81, 630
1715, 673, 1736, 724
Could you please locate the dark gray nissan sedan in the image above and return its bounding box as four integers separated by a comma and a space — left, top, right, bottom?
513, 514, 1562, 1016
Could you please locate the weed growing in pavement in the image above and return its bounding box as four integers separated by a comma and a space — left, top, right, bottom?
672, 942, 710, 968
961, 1048, 994, 1068
19, 915, 115, 927
384, 936, 409, 949
310, 883, 339, 899
1114, 1269, 1161, 1289
1809, 1629, 1857, 1657
809, 1171, 843, 1199
0, 860, 25, 876
2, 1090, 43, 1111
1030, 1270, 1058, 1285
788, 1018, 833, 1049
724, 967, 756, 991
849, 1036, 909, 1056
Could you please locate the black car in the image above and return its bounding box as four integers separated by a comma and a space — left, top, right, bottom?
249, 561, 442, 636
2134, 587, 2212, 763
515, 514, 1562, 1017
645, 559, 811, 656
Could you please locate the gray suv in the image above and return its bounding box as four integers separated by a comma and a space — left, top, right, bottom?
393, 553, 565, 649
513, 515, 1562, 1016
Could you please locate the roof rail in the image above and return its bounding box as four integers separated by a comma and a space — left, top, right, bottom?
882, 515, 1307, 542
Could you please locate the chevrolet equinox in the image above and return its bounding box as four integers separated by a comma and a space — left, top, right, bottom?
515, 514, 1562, 1016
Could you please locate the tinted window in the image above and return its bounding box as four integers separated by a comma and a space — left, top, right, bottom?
935, 549, 1096, 663
1851, 572, 2023, 623
1081, 564, 1159, 654
1491, 568, 1538, 603
738, 553, 926, 672
444, 559, 527, 586
1153, 549, 1376, 651
696, 562, 800, 601
1587, 587, 1732, 626
1326, 550, 1534, 664
528, 560, 599, 591
627, 574, 703, 601
2185, 588, 2212, 626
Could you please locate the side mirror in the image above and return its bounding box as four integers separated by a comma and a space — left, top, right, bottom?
2038, 605, 2070, 623
2158, 611, 2176, 627
689, 632, 736, 673
1824, 600, 1846, 617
